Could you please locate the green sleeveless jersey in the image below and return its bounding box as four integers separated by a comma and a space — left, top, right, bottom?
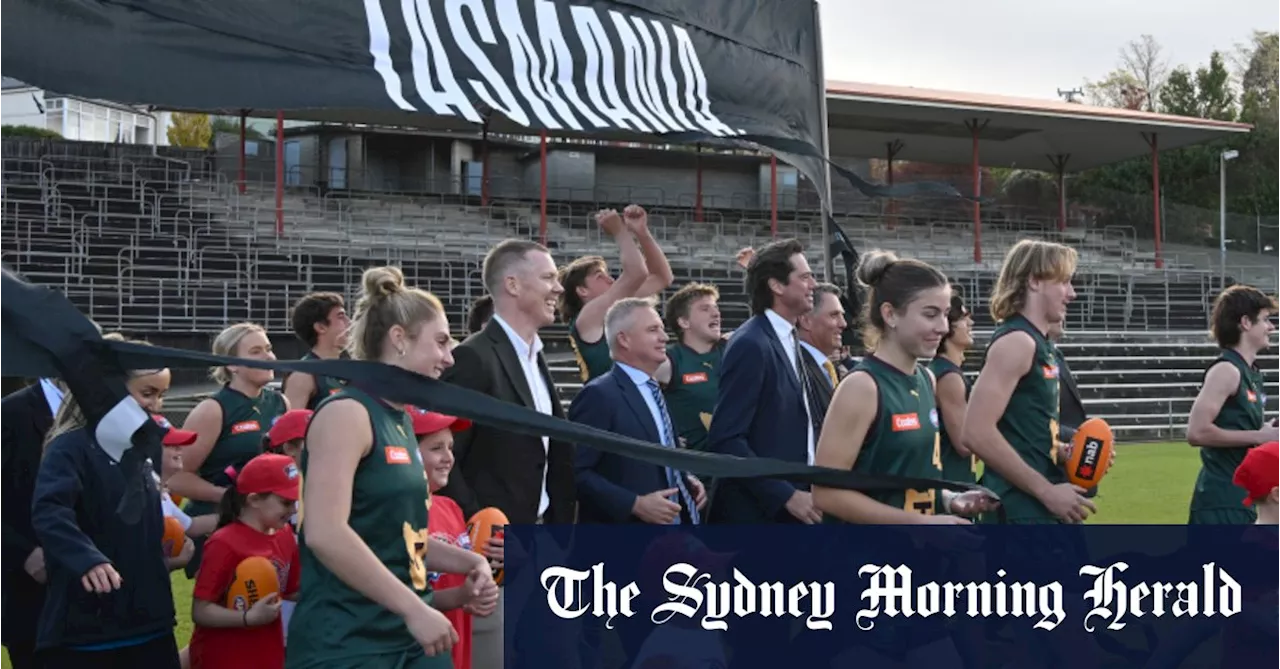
663, 342, 723, 451
187, 386, 286, 516
570, 317, 613, 382
287, 387, 441, 668
826, 356, 942, 518
287, 350, 348, 411
1190, 350, 1266, 515
927, 357, 978, 484
979, 315, 1065, 524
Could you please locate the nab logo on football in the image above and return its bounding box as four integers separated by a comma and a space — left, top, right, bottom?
1073, 437, 1104, 482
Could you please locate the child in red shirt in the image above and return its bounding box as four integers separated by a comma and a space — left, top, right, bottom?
188, 453, 301, 669
411, 408, 502, 669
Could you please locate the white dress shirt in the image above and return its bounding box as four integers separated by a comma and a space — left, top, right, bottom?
491, 314, 554, 518
763, 309, 815, 465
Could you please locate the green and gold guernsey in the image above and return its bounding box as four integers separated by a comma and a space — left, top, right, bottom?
187, 385, 287, 517
979, 315, 1065, 524
1189, 349, 1266, 525
570, 317, 613, 382
927, 357, 978, 484
825, 356, 943, 520
295, 350, 349, 411
663, 342, 724, 451
286, 386, 444, 669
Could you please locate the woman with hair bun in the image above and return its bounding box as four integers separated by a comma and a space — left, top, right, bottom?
813, 250, 996, 525
286, 266, 496, 669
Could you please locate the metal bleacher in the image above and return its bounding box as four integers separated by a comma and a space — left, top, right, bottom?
3, 145, 1276, 440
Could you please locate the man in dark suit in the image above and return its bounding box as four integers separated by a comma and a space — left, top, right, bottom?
706, 238, 820, 524
441, 239, 576, 525
797, 283, 847, 418
440, 239, 577, 669
571, 298, 707, 525
2, 379, 60, 668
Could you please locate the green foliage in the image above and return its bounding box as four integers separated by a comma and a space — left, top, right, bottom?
167, 112, 213, 148
1072, 33, 1279, 250
210, 116, 265, 139
1, 124, 61, 139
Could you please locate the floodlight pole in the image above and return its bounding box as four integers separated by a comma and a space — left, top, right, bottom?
813, 1, 834, 281
275, 111, 284, 237
1220, 149, 1239, 287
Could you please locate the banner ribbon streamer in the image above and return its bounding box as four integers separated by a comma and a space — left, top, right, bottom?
3, 271, 1002, 509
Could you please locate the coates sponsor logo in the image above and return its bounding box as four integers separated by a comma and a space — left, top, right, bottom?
231, 420, 261, 435
1042, 364, 1059, 379
892, 413, 921, 432
682, 372, 709, 384
384, 446, 412, 465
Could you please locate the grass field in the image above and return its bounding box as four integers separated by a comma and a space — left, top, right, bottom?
1, 441, 1204, 667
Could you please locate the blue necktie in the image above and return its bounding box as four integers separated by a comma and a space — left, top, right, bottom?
646, 379, 700, 525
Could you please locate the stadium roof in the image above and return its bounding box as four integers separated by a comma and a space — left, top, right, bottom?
182, 79, 1253, 174
824, 80, 1252, 172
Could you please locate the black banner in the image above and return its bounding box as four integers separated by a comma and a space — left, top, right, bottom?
2, 0, 833, 193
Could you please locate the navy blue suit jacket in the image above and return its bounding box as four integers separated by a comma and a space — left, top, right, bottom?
706, 313, 811, 523
571, 365, 676, 524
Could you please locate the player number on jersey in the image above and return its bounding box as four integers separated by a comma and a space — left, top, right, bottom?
402, 522, 430, 591
932, 434, 942, 471
904, 489, 935, 515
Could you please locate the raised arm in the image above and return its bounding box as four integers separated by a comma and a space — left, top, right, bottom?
626, 206, 675, 299
575, 209, 649, 344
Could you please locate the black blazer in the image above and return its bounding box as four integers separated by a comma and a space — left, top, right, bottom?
800, 347, 836, 419
438, 319, 576, 525
1, 383, 55, 645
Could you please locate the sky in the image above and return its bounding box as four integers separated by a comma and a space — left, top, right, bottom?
818, 0, 1278, 100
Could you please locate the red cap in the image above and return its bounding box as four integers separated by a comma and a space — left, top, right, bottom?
1234, 441, 1279, 506
268, 409, 313, 447
235, 453, 301, 501
151, 414, 198, 447
407, 406, 472, 437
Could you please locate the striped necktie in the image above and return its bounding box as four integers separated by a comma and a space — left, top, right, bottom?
646, 379, 700, 525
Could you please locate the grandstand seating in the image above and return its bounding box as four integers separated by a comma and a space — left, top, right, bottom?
3, 141, 1276, 441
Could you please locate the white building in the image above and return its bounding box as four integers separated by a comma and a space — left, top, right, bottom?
2, 77, 172, 145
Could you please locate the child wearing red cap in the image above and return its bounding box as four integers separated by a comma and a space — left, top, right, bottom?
189, 453, 302, 669
411, 407, 501, 669
263, 409, 312, 648
1234, 441, 1279, 525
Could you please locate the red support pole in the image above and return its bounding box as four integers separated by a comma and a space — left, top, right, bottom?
1149, 133, 1164, 269
694, 144, 703, 223
480, 122, 490, 207
969, 122, 983, 263
769, 154, 778, 238
237, 112, 247, 194
275, 111, 284, 237
539, 130, 548, 246
886, 140, 902, 231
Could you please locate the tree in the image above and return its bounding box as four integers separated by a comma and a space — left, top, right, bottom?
1159, 67, 1199, 117
1239, 31, 1279, 125
1194, 51, 1235, 121
1118, 34, 1169, 111
167, 112, 212, 148
1084, 70, 1147, 109
1, 124, 62, 139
